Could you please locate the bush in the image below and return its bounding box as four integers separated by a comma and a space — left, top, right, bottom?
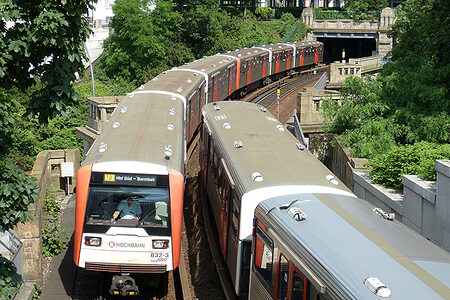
42, 198, 67, 257
367, 142, 450, 189
255, 7, 274, 20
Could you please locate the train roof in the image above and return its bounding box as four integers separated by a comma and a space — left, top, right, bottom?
202, 101, 351, 195
256, 193, 450, 299
222, 47, 269, 60
258, 43, 292, 52
176, 55, 235, 76
82, 92, 185, 173
291, 40, 323, 48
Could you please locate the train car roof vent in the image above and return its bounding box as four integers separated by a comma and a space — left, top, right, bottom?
223, 123, 231, 129
167, 124, 174, 131
295, 143, 305, 151
276, 125, 285, 132
99, 143, 108, 153
138, 84, 145, 90
259, 106, 267, 112
164, 146, 172, 157
120, 106, 128, 113
153, 77, 158, 81
238, 54, 242, 57
234, 140, 244, 148
169, 108, 176, 116
177, 86, 183, 92
373, 208, 395, 221
364, 277, 391, 298
201, 68, 206, 72
128, 92, 134, 98
247, 52, 251, 55
326, 175, 339, 185
252, 172, 263, 182
171, 96, 177, 101
162, 71, 167, 74
193, 73, 198, 76
211, 64, 216, 67
187, 79, 192, 83
213, 104, 221, 111
112, 122, 120, 128
287, 207, 307, 221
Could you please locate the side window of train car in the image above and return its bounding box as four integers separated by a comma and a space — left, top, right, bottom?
231, 195, 239, 236
277, 254, 289, 300
292, 269, 309, 300
254, 227, 274, 288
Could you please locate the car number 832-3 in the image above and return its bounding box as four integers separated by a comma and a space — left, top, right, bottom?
150, 252, 169, 258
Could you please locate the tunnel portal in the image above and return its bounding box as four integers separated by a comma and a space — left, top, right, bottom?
317, 37, 377, 63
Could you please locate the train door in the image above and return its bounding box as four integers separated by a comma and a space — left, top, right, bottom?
212, 74, 219, 102
199, 82, 205, 114
291, 267, 309, 300
228, 65, 235, 96
299, 48, 305, 66
247, 59, 252, 85
286, 50, 292, 70
200, 124, 210, 187
314, 46, 319, 64
275, 53, 281, 73
219, 168, 231, 258
188, 93, 196, 140
275, 254, 289, 300
262, 55, 267, 78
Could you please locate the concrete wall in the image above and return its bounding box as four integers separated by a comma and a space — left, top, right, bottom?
13, 149, 80, 283
353, 160, 450, 252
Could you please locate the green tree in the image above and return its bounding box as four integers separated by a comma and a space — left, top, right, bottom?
382, 0, 449, 115
343, 0, 387, 12
0, 0, 97, 121
101, 0, 190, 83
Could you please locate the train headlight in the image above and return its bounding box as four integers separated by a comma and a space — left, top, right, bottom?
152, 240, 169, 249
85, 236, 102, 247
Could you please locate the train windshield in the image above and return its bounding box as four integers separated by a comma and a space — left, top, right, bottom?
85, 186, 170, 228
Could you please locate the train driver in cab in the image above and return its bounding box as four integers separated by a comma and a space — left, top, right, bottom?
111, 195, 142, 221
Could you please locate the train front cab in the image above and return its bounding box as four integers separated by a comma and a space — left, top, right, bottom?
74, 164, 184, 296
250, 218, 328, 300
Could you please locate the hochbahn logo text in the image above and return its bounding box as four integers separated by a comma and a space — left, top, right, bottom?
108, 241, 146, 248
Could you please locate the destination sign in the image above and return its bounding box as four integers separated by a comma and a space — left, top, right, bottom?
90, 172, 169, 187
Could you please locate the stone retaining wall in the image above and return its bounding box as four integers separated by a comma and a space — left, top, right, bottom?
14, 149, 80, 283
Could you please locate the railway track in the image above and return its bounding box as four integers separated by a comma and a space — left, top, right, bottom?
251, 67, 327, 107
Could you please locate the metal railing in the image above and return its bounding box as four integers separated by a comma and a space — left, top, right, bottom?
0, 230, 23, 274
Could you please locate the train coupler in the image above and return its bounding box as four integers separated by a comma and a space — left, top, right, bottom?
109, 275, 139, 296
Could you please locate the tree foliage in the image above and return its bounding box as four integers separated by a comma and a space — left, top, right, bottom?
382, 0, 449, 116
0, 0, 96, 121
0, 257, 22, 299
343, 0, 387, 12
100, 0, 308, 85
368, 142, 450, 189
320, 0, 450, 186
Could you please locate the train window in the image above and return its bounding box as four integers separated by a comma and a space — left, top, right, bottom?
292, 269, 309, 300
254, 227, 273, 288
231, 197, 239, 236
277, 254, 289, 300
85, 186, 170, 228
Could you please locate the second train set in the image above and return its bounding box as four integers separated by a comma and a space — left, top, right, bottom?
74, 40, 324, 296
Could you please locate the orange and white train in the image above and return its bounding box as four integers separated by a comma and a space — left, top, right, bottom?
74, 41, 323, 296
